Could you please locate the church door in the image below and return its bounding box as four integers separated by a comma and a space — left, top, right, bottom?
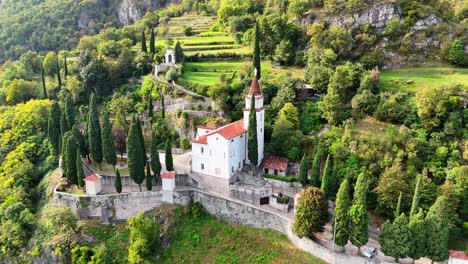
260, 197, 269, 205
168, 54, 173, 64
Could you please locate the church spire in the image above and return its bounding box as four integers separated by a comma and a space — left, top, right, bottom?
248, 68, 261, 96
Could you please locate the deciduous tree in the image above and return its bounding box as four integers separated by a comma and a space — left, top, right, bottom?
293, 187, 329, 239
128, 212, 159, 264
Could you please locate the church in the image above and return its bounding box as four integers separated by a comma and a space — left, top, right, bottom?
191, 70, 264, 179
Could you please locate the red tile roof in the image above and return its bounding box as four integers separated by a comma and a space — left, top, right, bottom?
449, 250, 468, 260
161, 172, 176, 178
249, 72, 261, 95
84, 174, 100, 182
196, 125, 216, 130
191, 120, 247, 144
263, 156, 289, 171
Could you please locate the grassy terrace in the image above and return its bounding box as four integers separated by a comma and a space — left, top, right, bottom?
380, 67, 468, 93
81, 206, 324, 264
182, 61, 305, 86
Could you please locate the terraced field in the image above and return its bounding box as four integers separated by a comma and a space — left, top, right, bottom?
148, 15, 251, 59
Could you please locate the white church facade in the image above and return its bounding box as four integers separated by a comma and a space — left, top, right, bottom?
191, 70, 264, 179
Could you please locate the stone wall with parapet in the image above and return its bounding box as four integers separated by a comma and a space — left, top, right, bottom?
264, 178, 303, 197
192, 191, 288, 233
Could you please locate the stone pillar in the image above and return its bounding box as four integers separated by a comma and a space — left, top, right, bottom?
161, 171, 176, 204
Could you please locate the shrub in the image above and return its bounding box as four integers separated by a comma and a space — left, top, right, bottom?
447, 39, 466, 66
184, 26, 193, 36
181, 138, 191, 150
263, 174, 299, 182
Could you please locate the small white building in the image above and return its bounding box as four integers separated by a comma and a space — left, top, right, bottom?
84, 174, 102, 195
191, 69, 264, 180
449, 250, 468, 264
161, 171, 176, 191
165, 49, 176, 64
263, 156, 289, 176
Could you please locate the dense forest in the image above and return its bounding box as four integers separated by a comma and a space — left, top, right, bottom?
0, 0, 466, 262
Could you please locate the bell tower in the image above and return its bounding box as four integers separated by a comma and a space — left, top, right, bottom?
243, 69, 264, 165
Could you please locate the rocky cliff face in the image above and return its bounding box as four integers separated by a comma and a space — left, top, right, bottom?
117, 0, 180, 25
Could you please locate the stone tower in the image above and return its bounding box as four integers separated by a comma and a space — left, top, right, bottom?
243, 69, 264, 165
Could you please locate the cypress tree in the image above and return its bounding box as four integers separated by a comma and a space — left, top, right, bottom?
72, 125, 86, 158
83, 128, 91, 162
425, 196, 449, 262
299, 154, 308, 187
410, 175, 422, 218
253, 20, 261, 79
247, 95, 258, 165
380, 213, 411, 261
310, 151, 321, 187
395, 192, 402, 219
160, 89, 165, 119
149, 27, 155, 54
101, 112, 117, 167
146, 162, 153, 191
150, 131, 161, 184
115, 168, 122, 193
174, 41, 184, 63
48, 102, 61, 155
64, 133, 78, 184
141, 31, 147, 53
61, 131, 71, 175
56, 58, 62, 88
60, 111, 69, 137
65, 93, 75, 128
333, 179, 351, 247
349, 171, 369, 250
320, 155, 332, 198
147, 93, 153, 122
88, 94, 103, 168
408, 209, 426, 261
165, 138, 174, 171
127, 118, 145, 191
64, 55, 68, 79
41, 63, 47, 99
134, 116, 146, 165
76, 148, 84, 187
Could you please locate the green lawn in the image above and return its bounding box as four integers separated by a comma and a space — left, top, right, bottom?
181, 61, 305, 86
81, 205, 323, 264
380, 67, 468, 93
351, 116, 393, 144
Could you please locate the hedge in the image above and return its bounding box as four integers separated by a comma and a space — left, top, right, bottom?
263, 174, 298, 183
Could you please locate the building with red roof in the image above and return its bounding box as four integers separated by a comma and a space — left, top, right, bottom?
449, 250, 468, 264
191, 69, 264, 180
84, 173, 102, 195
263, 156, 289, 176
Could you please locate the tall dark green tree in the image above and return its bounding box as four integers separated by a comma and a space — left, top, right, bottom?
127, 118, 145, 191
408, 209, 426, 261
65, 94, 75, 128
147, 93, 153, 122
174, 41, 184, 63
165, 139, 174, 171
41, 63, 47, 99
64, 132, 78, 184
150, 131, 162, 184
395, 192, 402, 218
410, 175, 422, 218
299, 154, 308, 187
88, 93, 103, 168
380, 213, 411, 261
48, 102, 61, 155
76, 148, 84, 187
320, 154, 332, 198
141, 31, 147, 53
146, 162, 152, 191
64, 55, 68, 79
115, 168, 122, 194
160, 88, 165, 119
425, 196, 449, 262
253, 20, 261, 79
350, 171, 369, 249
247, 96, 258, 165
149, 27, 155, 54
310, 151, 321, 187
56, 58, 62, 88
134, 116, 146, 165
333, 179, 351, 247
60, 111, 69, 137
101, 112, 117, 167
72, 125, 86, 158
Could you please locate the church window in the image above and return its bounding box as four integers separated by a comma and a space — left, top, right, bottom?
232, 167, 234, 173
240, 135, 243, 138
260, 128, 262, 132
201, 163, 204, 170
231, 139, 234, 143
201, 147, 204, 154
